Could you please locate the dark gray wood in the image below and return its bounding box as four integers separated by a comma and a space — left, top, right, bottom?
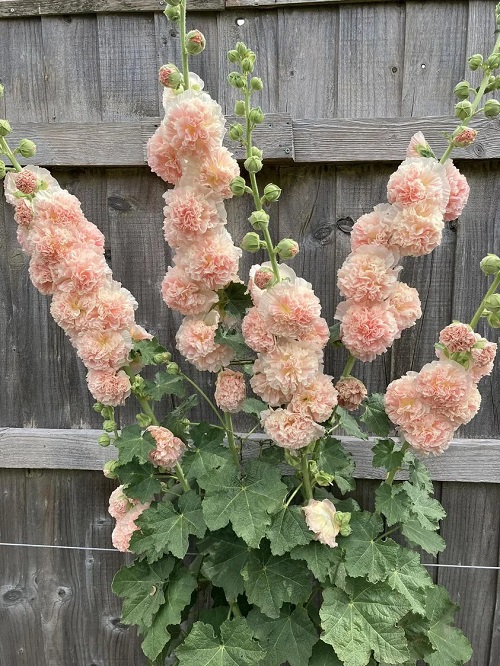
0, 0, 222, 17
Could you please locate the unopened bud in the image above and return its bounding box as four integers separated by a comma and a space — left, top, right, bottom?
186, 30, 206, 55
227, 49, 239, 63
166, 362, 179, 375
103, 460, 119, 479
0, 84, 4, 98
234, 100, 246, 116
485, 293, 500, 312
164, 5, 181, 21
241, 231, 261, 253
263, 183, 282, 202
101, 406, 114, 420
275, 238, 299, 259
241, 57, 254, 74
487, 311, 500, 328
251, 146, 263, 158
309, 461, 334, 487
17, 139, 37, 158
468, 54, 483, 71
228, 123, 244, 141
480, 254, 500, 275
236, 41, 248, 58
103, 420, 116, 433
455, 100, 473, 120
453, 126, 477, 148
244, 155, 263, 173
249, 107, 264, 124
229, 176, 246, 196
228, 72, 246, 89
253, 268, 274, 290
454, 81, 471, 100
484, 98, 500, 118
0, 161, 5, 179
487, 53, 500, 69
159, 64, 182, 89
98, 434, 111, 447
248, 210, 270, 230
250, 77, 263, 91
335, 376, 367, 411
93, 402, 104, 413
153, 351, 172, 364
136, 413, 152, 428
0, 119, 12, 137
335, 511, 352, 537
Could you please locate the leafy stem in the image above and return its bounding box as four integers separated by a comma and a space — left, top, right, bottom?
0, 136, 22, 172
385, 440, 411, 486
179, 371, 226, 427
376, 524, 400, 542
469, 271, 500, 329
179, 0, 190, 88
301, 451, 314, 502
341, 353, 356, 378
225, 411, 241, 470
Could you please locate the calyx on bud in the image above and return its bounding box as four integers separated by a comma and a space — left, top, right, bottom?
248, 210, 270, 230
186, 30, 206, 55
0, 119, 12, 137
334, 511, 352, 537
468, 54, 483, 71
241, 232, 262, 253
103, 460, 119, 479
480, 254, 500, 275
452, 126, 477, 148
275, 238, 299, 259
0, 160, 6, 179
244, 155, 263, 173
234, 100, 246, 116
487, 311, 500, 328
250, 77, 263, 91
454, 100, 473, 120
486, 52, 500, 69
98, 434, 111, 447
484, 293, 500, 313
454, 81, 471, 100
153, 351, 172, 364
167, 362, 179, 375
17, 139, 37, 158
159, 64, 182, 89
228, 123, 244, 141
484, 98, 500, 118
249, 107, 264, 124
229, 176, 247, 196
263, 183, 282, 202
228, 72, 246, 89
227, 50, 239, 63
164, 5, 181, 21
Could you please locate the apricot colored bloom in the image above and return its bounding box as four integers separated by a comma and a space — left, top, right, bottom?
387, 157, 450, 212
51, 290, 98, 334
109, 486, 131, 520
147, 426, 186, 468
250, 365, 290, 407
350, 204, 397, 252
161, 265, 218, 316
439, 322, 476, 353
53, 248, 111, 293
17, 226, 34, 255
178, 228, 241, 291
130, 324, 153, 342
241, 307, 276, 353
336, 300, 399, 362
111, 501, 150, 553
390, 202, 444, 257
197, 146, 240, 198
90, 284, 138, 332
258, 340, 321, 395
33, 190, 85, 228
261, 408, 324, 450
337, 245, 400, 304
14, 199, 34, 227
258, 281, 322, 338
298, 316, 330, 351
406, 131, 432, 158
176, 314, 234, 372
4, 165, 59, 205
443, 160, 470, 222
385, 373, 429, 428
76, 329, 131, 371
146, 124, 183, 185
470, 338, 497, 382
29, 225, 78, 265
163, 185, 225, 247
402, 412, 455, 456
440, 384, 481, 426
87, 369, 131, 406
388, 282, 422, 332
335, 376, 367, 411
289, 374, 338, 422
303, 499, 340, 548
28, 255, 55, 294
215, 369, 246, 413
15, 169, 38, 195
415, 359, 472, 409
162, 72, 204, 111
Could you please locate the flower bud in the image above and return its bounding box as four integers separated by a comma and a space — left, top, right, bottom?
249, 106, 264, 124
454, 81, 471, 100
480, 253, 500, 275
335, 511, 352, 537
484, 98, 500, 118
241, 231, 262, 252
17, 139, 37, 158
186, 30, 206, 55
251, 146, 263, 158
167, 362, 179, 375
485, 293, 500, 312
101, 406, 114, 420
236, 41, 249, 58
228, 72, 246, 89
93, 402, 104, 413
468, 54, 483, 71
0, 161, 6, 179
241, 57, 254, 74
153, 351, 172, 364
132, 375, 146, 394
0, 119, 12, 136
103, 419, 116, 433
103, 460, 119, 479
309, 461, 334, 487
249, 210, 270, 230
227, 49, 239, 63
335, 376, 367, 411
98, 434, 111, 447
455, 100, 473, 120
158, 64, 182, 89
230, 176, 246, 196
263, 183, 282, 202
487, 53, 500, 69
244, 155, 263, 173
453, 126, 477, 148
136, 412, 152, 428
487, 311, 500, 328
250, 77, 263, 91
253, 267, 274, 289
275, 238, 299, 259
228, 123, 244, 141
164, 5, 181, 21
234, 100, 246, 116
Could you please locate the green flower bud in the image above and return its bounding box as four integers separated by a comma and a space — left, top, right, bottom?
228, 72, 246, 89
487, 311, 500, 328
454, 100, 473, 120
240, 231, 261, 253
230, 176, 246, 196
17, 139, 37, 158
98, 434, 111, 447
185, 30, 206, 55
227, 49, 239, 63
309, 461, 334, 487
153, 351, 172, 364
93, 402, 104, 413
275, 238, 299, 260
244, 155, 263, 173
136, 412, 152, 428
234, 100, 246, 116
103, 419, 116, 433
101, 406, 114, 420
484, 98, 500, 118
0, 119, 12, 137
103, 460, 119, 479
250, 77, 263, 91
167, 362, 179, 375
453, 81, 471, 100
335, 511, 352, 537
468, 54, 483, 71
241, 57, 254, 74
158, 64, 182, 89
236, 41, 249, 58
248, 210, 270, 230
0, 161, 6, 179
487, 53, 500, 69
480, 253, 500, 275
249, 106, 264, 124
164, 5, 181, 21
263, 183, 282, 202
228, 123, 244, 141
251, 146, 263, 158
0, 84, 4, 98
484, 293, 500, 312
132, 375, 146, 394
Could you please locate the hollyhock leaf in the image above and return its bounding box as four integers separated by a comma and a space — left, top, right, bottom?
133, 338, 167, 365
142, 567, 197, 661
176, 618, 265, 666
403, 482, 446, 530
242, 543, 312, 618
320, 580, 411, 666
219, 281, 253, 318
375, 484, 411, 526
360, 394, 392, 437
182, 423, 231, 481
385, 549, 433, 616
266, 505, 312, 555
161, 394, 199, 437
199, 607, 231, 636
117, 460, 161, 503
309, 641, 343, 665
290, 541, 346, 585
112, 556, 175, 628
328, 322, 343, 347
116, 424, 155, 465
201, 530, 251, 599
336, 407, 368, 440
372, 439, 405, 471
342, 512, 400, 582
214, 326, 249, 357
316, 437, 356, 494
400, 612, 434, 661
408, 456, 434, 493
148, 371, 185, 401
247, 607, 318, 666
401, 519, 445, 556
199, 460, 288, 548
425, 587, 473, 665
242, 397, 268, 417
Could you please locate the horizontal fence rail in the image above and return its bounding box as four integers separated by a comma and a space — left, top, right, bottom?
1, 428, 499, 483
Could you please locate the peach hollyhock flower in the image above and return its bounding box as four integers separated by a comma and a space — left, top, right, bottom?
28, 255, 55, 294
350, 203, 397, 252
214, 369, 246, 413
109, 485, 132, 520
335, 376, 367, 411
112, 501, 150, 553
470, 338, 497, 382
388, 282, 422, 332
197, 146, 240, 199
385, 373, 429, 428
75, 329, 132, 370
161, 265, 219, 316
453, 127, 477, 148
406, 132, 432, 158
402, 412, 455, 456
16, 226, 34, 255
335, 300, 399, 362
261, 408, 325, 450
87, 369, 131, 406
298, 316, 330, 351
53, 248, 111, 293
415, 359, 472, 409
337, 245, 401, 304
51, 290, 97, 335
130, 324, 153, 342
247, 262, 298, 305
440, 384, 481, 426
303, 499, 341, 548
14, 199, 34, 227
387, 157, 450, 212
177, 228, 241, 291
443, 160, 470, 222
33, 190, 85, 228
146, 123, 183, 185
147, 426, 186, 468
163, 72, 204, 111
29, 225, 79, 265
257, 280, 322, 339
241, 307, 276, 353
390, 202, 444, 257
4, 165, 59, 205
15, 169, 38, 195
73, 219, 106, 253
289, 374, 338, 423
89, 284, 138, 332
439, 322, 477, 353
176, 314, 235, 372
257, 340, 321, 395
250, 364, 290, 407
163, 185, 226, 247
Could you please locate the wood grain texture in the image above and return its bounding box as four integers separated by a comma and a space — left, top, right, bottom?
0, 0, 222, 17
226, 0, 415, 6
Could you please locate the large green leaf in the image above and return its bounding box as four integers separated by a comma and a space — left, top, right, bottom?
147, 371, 185, 401
309, 641, 343, 665
402, 482, 446, 531
375, 484, 411, 527
201, 530, 252, 600
242, 543, 312, 618
248, 607, 318, 666
266, 505, 312, 555
360, 394, 392, 437
372, 439, 406, 471
336, 407, 368, 440
408, 456, 434, 493
316, 437, 356, 494
161, 394, 199, 437
320, 580, 411, 666
132, 337, 167, 365
116, 424, 155, 465
401, 519, 445, 557
424, 587, 472, 666
182, 422, 231, 482
117, 459, 161, 503
219, 281, 253, 318
176, 618, 264, 666
385, 549, 433, 616
290, 541, 346, 585
199, 460, 288, 548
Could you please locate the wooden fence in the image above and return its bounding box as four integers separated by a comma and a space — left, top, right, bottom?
0, 0, 499, 664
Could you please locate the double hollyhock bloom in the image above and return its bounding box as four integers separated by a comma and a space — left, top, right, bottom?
108, 485, 150, 552
4, 166, 150, 407
385, 322, 497, 455
147, 74, 241, 374
336, 133, 470, 363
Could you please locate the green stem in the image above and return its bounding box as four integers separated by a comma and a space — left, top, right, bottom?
230, 600, 242, 617
225, 411, 241, 469
341, 353, 356, 378
470, 272, 500, 329
385, 440, 410, 486
284, 482, 303, 508
179, 0, 190, 89
301, 451, 314, 502
376, 524, 400, 542
180, 371, 226, 427
0, 136, 22, 172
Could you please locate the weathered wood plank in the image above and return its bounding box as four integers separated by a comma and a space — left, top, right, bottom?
1, 428, 500, 483
226, 0, 422, 6
0, 0, 222, 17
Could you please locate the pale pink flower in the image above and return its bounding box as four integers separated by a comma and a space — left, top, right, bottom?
439, 322, 476, 353
337, 245, 400, 304
402, 413, 455, 456
76, 329, 131, 370
241, 307, 276, 353
28, 255, 55, 294
177, 229, 241, 291
147, 426, 186, 468
147, 124, 183, 185
415, 359, 472, 409
470, 338, 497, 382
4, 166, 59, 205
443, 160, 470, 222
406, 132, 432, 158
261, 408, 325, 450
336, 300, 399, 362
250, 364, 290, 407
453, 128, 477, 148
335, 376, 367, 411
289, 374, 338, 422
390, 202, 444, 257
130, 324, 153, 342
197, 146, 240, 198
50, 290, 98, 334
112, 502, 150, 553
176, 314, 234, 372
14, 199, 34, 227
385, 373, 429, 428
33, 190, 85, 228
388, 282, 422, 332
387, 157, 450, 212
17, 226, 34, 255
298, 316, 330, 351
90, 284, 138, 332
53, 248, 111, 293
257, 340, 321, 395
29, 224, 78, 265
350, 204, 397, 251
87, 369, 131, 406
247, 262, 297, 305
161, 265, 218, 316
15, 169, 38, 195
163, 185, 225, 247
439, 384, 481, 426
74, 219, 106, 252
214, 369, 246, 413
108, 486, 131, 520
303, 499, 340, 548
258, 281, 322, 338
163, 72, 204, 111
